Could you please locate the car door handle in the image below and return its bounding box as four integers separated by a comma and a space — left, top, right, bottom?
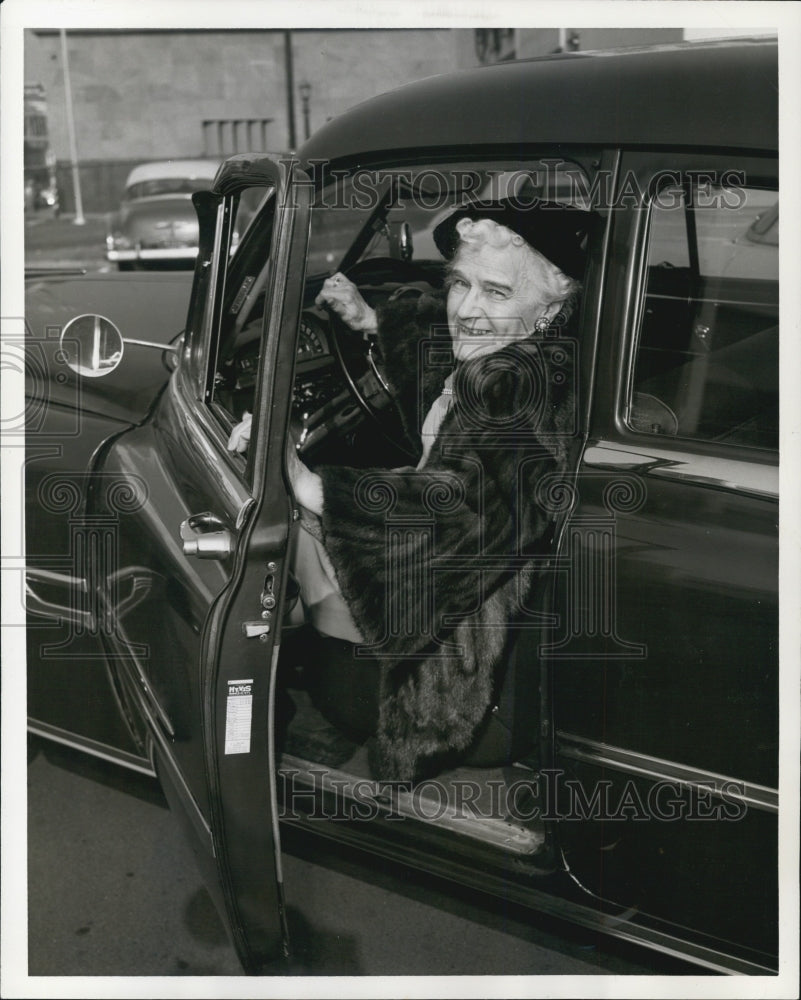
180, 512, 234, 560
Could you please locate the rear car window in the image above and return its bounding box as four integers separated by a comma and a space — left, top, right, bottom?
628, 183, 778, 450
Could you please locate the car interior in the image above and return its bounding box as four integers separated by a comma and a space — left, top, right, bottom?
209, 164, 778, 860
205, 161, 600, 858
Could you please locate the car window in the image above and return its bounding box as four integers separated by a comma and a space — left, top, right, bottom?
627, 181, 778, 451
205, 186, 277, 431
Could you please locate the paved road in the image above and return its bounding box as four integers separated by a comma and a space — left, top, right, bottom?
24, 212, 110, 271
20, 736, 698, 989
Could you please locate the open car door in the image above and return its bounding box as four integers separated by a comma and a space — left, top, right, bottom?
85, 155, 311, 971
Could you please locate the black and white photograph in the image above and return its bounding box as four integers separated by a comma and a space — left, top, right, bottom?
2, 2, 799, 998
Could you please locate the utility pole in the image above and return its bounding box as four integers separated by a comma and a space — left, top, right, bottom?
284, 31, 297, 151
299, 81, 311, 141
60, 29, 85, 225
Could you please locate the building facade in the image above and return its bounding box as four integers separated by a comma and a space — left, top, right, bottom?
24, 27, 684, 213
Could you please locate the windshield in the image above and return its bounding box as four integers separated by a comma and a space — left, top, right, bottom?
307, 158, 593, 278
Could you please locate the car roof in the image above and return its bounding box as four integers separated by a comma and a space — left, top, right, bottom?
125, 159, 221, 187
299, 38, 777, 169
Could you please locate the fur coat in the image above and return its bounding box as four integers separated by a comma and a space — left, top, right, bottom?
317, 288, 577, 781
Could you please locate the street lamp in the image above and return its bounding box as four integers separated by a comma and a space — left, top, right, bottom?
299, 81, 312, 141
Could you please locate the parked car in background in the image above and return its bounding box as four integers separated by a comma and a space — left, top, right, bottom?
25, 38, 783, 978
105, 159, 220, 269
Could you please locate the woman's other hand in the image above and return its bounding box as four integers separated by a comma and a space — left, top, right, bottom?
314, 272, 377, 334
227, 411, 252, 453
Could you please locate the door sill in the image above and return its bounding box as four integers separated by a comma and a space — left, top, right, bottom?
277, 752, 545, 855
275, 684, 545, 856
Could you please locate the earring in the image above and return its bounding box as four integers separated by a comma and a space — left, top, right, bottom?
534, 315, 550, 333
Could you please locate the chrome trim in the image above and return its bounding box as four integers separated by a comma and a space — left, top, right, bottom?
27, 719, 157, 777
94, 589, 176, 739
646, 290, 777, 309
557, 731, 778, 813
107, 247, 198, 261
235, 497, 256, 531
267, 645, 291, 954
582, 440, 778, 500
105, 566, 154, 621
121, 665, 213, 850
367, 342, 390, 392
25, 568, 93, 629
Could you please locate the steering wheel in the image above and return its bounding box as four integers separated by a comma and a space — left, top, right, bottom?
329, 256, 435, 412
301, 256, 435, 460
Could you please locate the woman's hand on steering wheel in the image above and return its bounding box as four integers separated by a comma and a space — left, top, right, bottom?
314, 272, 377, 335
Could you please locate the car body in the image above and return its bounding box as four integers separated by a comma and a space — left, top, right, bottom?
105, 159, 220, 268
25, 38, 782, 976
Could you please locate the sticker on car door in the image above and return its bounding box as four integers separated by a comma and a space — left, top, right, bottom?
224, 678, 254, 754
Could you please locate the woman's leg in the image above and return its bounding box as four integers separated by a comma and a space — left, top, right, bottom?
292, 525, 364, 642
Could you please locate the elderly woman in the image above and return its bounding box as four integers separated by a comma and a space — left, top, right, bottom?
243, 198, 592, 780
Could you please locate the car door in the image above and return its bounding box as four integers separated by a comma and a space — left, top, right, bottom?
86, 154, 311, 972
549, 153, 779, 972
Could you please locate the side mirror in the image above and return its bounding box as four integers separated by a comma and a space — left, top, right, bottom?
60, 314, 125, 378
59, 314, 179, 377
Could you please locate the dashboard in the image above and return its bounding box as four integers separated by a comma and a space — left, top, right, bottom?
292, 310, 345, 415
217, 308, 343, 421
296, 312, 330, 361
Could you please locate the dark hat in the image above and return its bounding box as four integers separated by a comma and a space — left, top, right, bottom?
432, 197, 595, 279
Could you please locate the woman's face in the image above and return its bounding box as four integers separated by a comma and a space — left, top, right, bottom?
446, 238, 557, 362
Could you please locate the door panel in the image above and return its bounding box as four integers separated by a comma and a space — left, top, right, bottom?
551, 457, 777, 959
87, 156, 311, 971
553, 458, 777, 784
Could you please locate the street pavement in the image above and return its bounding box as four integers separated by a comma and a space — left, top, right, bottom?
22, 736, 696, 985
25, 211, 109, 271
